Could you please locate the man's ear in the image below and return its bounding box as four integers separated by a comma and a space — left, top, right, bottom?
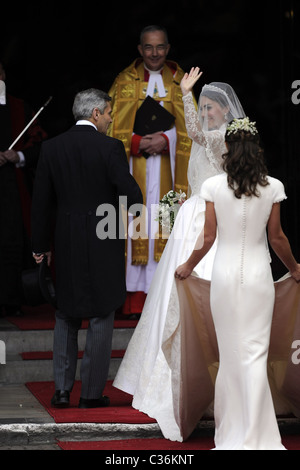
137, 44, 143, 56
92, 108, 100, 119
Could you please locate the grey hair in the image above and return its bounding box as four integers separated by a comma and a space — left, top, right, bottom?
140, 25, 169, 45
72, 88, 111, 121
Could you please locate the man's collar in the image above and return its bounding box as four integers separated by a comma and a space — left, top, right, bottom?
76, 120, 97, 130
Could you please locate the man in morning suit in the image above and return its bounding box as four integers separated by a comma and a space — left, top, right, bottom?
31, 89, 143, 408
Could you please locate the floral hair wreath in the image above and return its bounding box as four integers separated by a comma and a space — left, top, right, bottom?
226, 117, 258, 136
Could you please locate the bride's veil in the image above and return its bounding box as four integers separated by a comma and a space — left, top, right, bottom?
187, 82, 246, 196
200, 82, 246, 128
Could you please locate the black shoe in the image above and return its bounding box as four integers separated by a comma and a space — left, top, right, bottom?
4, 305, 24, 317
78, 396, 110, 408
128, 314, 141, 320
51, 390, 70, 408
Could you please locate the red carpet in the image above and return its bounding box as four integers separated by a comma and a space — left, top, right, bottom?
57, 435, 300, 451
26, 380, 155, 424
6, 305, 138, 330
57, 436, 215, 451
26, 380, 300, 450
21, 350, 125, 360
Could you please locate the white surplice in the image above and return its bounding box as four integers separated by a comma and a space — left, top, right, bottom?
125, 68, 177, 294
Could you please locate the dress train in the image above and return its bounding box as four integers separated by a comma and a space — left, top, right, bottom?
113, 198, 300, 443
114, 195, 214, 441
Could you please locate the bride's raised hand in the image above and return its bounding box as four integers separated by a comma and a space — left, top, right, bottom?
180, 67, 203, 96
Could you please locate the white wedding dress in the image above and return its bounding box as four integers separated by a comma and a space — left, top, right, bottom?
113, 92, 300, 445
113, 92, 225, 440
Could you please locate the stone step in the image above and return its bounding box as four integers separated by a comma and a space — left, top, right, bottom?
0, 326, 134, 384
0, 327, 134, 354
0, 353, 122, 384
0, 421, 164, 448
0, 383, 164, 449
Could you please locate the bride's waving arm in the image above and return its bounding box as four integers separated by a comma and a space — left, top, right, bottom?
181, 67, 203, 95
182, 93, 207, 146
181, 68, 207, 146
181, 68, 228, 173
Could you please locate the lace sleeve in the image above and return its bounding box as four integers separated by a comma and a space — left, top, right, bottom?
182, 92, 207, 146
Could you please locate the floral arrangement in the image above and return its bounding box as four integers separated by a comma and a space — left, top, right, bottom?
226, 117, 258, 136
156, 190, 186, 233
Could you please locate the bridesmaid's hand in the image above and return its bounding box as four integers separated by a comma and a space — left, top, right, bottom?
180, 67, 203, 96
175, 263, 193, 281
291, 264, 300, 282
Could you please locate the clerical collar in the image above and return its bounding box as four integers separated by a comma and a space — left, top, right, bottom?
144, 65, 163, 75
144, 66, 166, 98
0, 80, 6, 105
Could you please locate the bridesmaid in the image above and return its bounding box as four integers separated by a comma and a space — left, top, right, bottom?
176, 117, 300, 450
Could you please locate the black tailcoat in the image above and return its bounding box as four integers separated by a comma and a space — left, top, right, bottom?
31, 125, 143, 318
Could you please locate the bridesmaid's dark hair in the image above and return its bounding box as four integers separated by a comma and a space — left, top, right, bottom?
222, 123, 269, 199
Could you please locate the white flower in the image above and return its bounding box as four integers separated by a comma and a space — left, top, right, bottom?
226, 117, 258, 136
156, 190, 186, 233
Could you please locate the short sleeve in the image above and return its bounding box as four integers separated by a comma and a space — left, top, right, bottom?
200, 177, 215, 202
272, 178, 287, 203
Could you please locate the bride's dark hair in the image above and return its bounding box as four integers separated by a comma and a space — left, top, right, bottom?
222, 124, 269, 199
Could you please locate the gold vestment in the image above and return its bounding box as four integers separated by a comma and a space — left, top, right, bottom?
108, 59, 194, 264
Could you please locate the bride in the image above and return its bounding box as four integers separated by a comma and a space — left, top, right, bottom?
113, 68, 246, 440
114, 68, 300, 442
